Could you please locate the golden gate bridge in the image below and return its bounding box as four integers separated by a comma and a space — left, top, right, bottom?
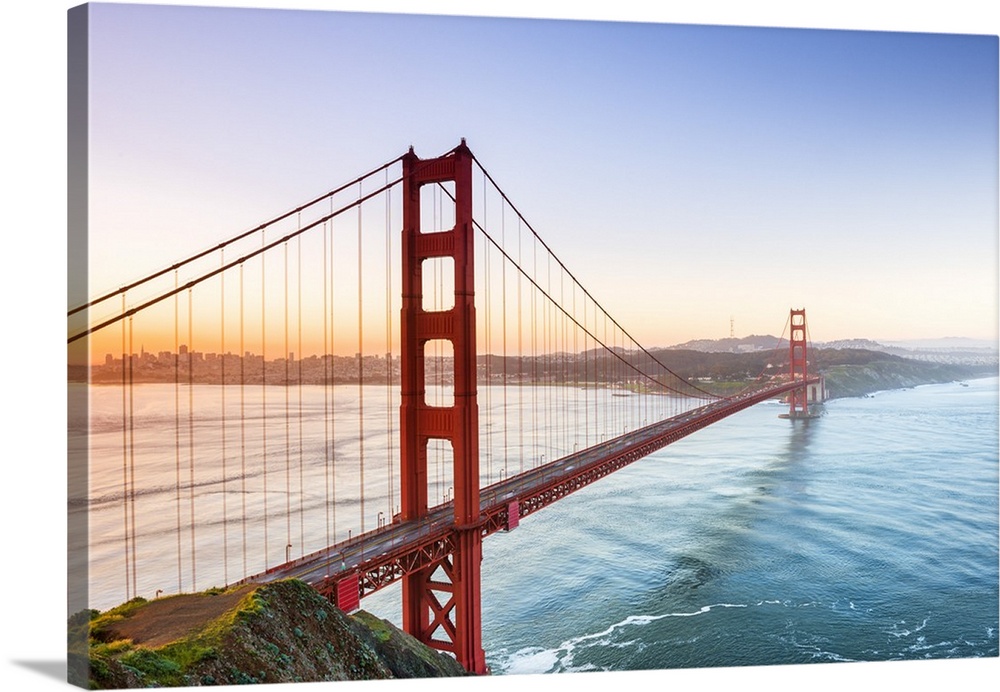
68, 140, 819, 674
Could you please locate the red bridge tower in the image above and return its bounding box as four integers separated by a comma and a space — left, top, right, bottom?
788, 308, 810, 418
399, 141, 487, 674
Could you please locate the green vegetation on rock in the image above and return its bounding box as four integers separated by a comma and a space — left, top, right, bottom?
72, 579, 467, 689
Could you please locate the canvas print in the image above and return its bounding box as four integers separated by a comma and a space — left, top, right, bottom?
67, 2, 999, 689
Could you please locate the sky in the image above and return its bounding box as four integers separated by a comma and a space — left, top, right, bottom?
2, 3, 999, 689
69, 0, 999, 360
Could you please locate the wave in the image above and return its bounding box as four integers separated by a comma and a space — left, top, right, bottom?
491, 600, 790, 674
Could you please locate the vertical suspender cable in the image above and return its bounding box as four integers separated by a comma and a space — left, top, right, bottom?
262, 232, 269, 568
174, 271, 183, 592
221, 250, 228, 585
540, 252, 546, 460
128, 316, 137, 599
330, 206, 337, 544
531, 235, 538, 468
297, 231, 304, 554
573, 282, 578, 451
595, 302, 600, 443
484, 180, 492, 483
603, 311, 608, 440
561, 271, 567, 455
560, 275, 566, 454
611, 324, 616, 434
502, 202, 508, 479
385, 171, 394, 517
188, 288, 196, 591
550, 255, 555, 454
358, 182, 365, 536
323, 219, 331, 549
284, 241, 291, 559
646, 349, 650, 426
120, 296, 130, 600
240, 263, 247, 578
517, 218, 523, 475
565, 274, 570, 453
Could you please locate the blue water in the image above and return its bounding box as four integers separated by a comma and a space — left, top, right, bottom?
465, 377, 998, 673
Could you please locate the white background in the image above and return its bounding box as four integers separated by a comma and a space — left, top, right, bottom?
2, 2, 998, 691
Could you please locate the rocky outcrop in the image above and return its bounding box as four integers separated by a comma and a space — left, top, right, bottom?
74, 579, 467, 688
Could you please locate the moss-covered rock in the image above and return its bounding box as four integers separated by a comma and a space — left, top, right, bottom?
75, 579, 467, 688
350, 610, 468, 678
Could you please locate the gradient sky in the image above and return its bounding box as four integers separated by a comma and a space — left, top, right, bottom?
82, 2, 998, 352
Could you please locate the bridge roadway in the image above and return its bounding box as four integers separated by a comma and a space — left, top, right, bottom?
235, 379, 817, 607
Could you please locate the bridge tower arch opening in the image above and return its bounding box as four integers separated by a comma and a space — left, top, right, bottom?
399, 140, 487, 674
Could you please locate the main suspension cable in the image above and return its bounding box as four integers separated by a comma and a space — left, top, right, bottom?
437, 181, 710, 400
470, 154, 718, 400
68, 155, 405, 318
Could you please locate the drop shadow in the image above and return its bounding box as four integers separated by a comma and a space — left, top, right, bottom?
10, 659, 66, 683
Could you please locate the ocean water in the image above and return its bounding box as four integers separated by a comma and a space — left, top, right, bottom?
468, 377, 999, 672
72, 376, 999, 673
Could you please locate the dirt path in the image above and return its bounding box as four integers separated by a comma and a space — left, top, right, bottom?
104, 585, 257, 648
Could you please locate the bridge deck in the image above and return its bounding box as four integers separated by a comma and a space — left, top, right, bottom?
235, 380, 817, 606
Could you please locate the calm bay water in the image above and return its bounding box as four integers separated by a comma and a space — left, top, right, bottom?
73, 376, 999, 673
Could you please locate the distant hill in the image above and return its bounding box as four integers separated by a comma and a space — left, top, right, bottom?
881, 337, 998, 350
643, 344, 993, 399
818, 358, 984, 399
816, 338, 886, 351
816, 337, 997, 367
664, 334, 783, 353
663, 335, 997, 369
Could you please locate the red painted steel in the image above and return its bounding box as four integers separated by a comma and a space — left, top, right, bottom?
336, 575, 360, 613
506, 501, 519, 531
399, 141, 486, 674
788, 309, 809, 417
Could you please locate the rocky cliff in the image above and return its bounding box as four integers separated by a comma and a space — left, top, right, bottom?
69, 579, 468, 688
819, 359, 987, 399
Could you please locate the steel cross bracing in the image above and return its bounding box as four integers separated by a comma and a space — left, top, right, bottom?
236, 377, 817, 601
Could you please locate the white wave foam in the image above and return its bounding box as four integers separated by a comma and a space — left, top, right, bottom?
808, 650, 857, 663
501, 647, 561, 675
492, 600, 780, 674
887, 618, 929, 639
